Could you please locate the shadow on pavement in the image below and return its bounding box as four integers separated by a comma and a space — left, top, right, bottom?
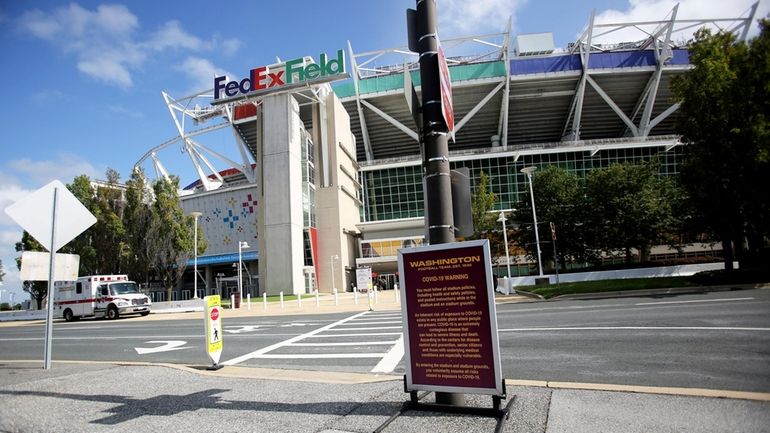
0, 388, 408, 425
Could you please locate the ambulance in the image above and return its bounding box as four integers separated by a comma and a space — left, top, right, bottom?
53, 275, 151, 321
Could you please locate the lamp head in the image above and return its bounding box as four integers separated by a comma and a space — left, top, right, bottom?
190, 211, 203, 218
520, 166, 537, 175
497, 211, 506, 223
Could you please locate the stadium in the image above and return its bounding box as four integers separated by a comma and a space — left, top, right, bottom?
133, 4, 759, 302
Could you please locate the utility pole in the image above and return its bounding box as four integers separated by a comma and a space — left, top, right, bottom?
410, 0, 462, 406
416, 0, 455, 247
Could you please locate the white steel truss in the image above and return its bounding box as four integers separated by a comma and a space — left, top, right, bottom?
135, 3, 760, 187
562, 2, 759, 142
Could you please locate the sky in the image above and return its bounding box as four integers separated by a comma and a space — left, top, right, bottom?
0, 0, 766, 303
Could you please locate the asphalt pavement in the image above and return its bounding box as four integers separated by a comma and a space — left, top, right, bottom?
1, 288, 769, 432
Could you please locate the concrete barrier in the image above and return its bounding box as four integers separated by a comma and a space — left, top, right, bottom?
151, 299, 204, 313
0, 309, 47, 322
509, 262, 735, 287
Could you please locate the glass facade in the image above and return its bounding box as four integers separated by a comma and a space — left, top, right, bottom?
301, 131, 317, 228
360, 145, 683, 222
360, 237, 425, 259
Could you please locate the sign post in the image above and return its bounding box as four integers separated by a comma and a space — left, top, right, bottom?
204, 295, 223, 370
398, 240, 506, 406
356, 267, 373, 311
4, 180, 96, 370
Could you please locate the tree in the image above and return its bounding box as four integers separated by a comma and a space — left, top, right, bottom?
470, 170, 498, 236
123, 168, 155, 285
514, 166, 593, 270
584, 161, 679, 264
148, 177, 197, 300
0, 259, 5, 282
62, 170, 127, 275
90, 169, 127, 273
671, 21, 770, 270
14, 231, 47, 309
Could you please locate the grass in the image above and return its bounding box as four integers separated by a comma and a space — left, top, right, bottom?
518, 276, 699, 299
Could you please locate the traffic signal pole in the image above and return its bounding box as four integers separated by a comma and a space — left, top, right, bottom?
416, 0, 455, 247
412, 0, 464, 406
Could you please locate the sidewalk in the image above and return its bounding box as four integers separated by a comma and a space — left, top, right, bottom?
0, 361, 768, 433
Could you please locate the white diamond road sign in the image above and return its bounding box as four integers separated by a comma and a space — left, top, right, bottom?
4, 180, 96, 252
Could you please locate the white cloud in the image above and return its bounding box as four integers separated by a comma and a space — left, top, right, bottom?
107, 104, 144, 119
148, 20, 206, 51
16, 3, 240, 89
4, 155, 104, 195
175, 56, 232, 93
78, 55, 134, 87
592, 0, 770, 45
438, 0, 528, 38
29, 89, 65, 105
221, 38, 243, 56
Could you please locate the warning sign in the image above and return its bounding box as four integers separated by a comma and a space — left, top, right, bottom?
398, 239, 503, 396
204, 295, 223, 365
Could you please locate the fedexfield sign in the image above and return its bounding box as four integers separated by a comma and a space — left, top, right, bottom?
213, 49, 347, 103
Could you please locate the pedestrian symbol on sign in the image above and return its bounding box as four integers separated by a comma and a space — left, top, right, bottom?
204, 296, 223, 369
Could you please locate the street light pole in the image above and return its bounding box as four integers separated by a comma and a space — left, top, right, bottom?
191, 211, 202, 299
521, 166, 544, 277
238, 241, 250, 304
497, 211, 511, 279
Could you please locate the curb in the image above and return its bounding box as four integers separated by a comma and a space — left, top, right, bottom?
0, 359, 401, 385
548, 283, 767, 301
512, 289, 546, 300
505, 379, 770, 402
6, 360, 767, 402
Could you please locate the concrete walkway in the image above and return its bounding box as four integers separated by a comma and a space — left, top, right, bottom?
0, 360, 768, 433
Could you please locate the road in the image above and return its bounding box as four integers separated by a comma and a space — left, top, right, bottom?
1, 288, 768, 392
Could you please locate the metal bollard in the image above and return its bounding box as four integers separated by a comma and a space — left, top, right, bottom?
354, 287, 359, 305
231, 294, 235, 310
297, 292, 302, 308
263, 292, 267, 310
334, 288, 338, 306
368, 289, 374, 311
247, 294, 251, 310
374, 286, 379, 304
280, 291, 284, 309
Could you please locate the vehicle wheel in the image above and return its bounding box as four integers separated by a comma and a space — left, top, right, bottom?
140, 311, 150, 317
63, 309, 74, 322
107, 305, 120, 320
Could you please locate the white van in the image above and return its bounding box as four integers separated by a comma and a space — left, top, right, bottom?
54, 275, 151, 321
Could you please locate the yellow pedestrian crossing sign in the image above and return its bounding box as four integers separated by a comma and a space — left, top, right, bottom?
204, 295, 223, 367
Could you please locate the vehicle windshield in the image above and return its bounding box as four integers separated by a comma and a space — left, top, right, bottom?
109, 282, 140, 295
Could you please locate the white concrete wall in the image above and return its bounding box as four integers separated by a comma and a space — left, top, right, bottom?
258, 94, 306, 295
509, 262, 735, 287
316, 92, 360, 292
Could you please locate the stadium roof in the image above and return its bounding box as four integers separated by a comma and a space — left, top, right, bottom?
134, 3, 759, 190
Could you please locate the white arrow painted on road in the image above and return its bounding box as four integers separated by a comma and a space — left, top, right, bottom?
135, 340, 192, 355
225, 325, 264, 334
